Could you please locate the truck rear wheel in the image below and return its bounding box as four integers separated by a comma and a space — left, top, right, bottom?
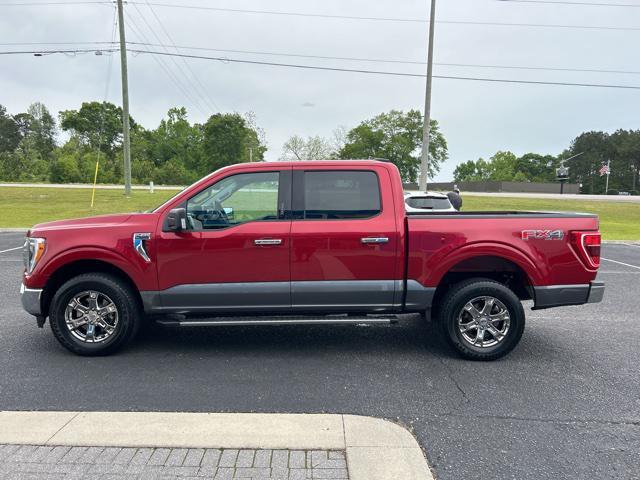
437, 278, 525, 361
49, 273, 141, 356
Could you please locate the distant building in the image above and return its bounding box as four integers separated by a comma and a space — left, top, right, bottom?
404, 181, 580, 194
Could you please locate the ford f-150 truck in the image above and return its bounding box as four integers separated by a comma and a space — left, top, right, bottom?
20, 160, 604, 360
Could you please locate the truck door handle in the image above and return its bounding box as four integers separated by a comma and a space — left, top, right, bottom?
254, 238, 283, 246
361, 237, 389, 244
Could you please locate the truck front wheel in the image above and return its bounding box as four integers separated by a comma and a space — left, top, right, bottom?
438, 278, 525, 361
49, 273, 141, 356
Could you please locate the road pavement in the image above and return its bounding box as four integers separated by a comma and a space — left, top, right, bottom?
0, 232, 638, 480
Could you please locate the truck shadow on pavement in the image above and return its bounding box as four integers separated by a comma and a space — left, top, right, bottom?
132, 314, 457, 358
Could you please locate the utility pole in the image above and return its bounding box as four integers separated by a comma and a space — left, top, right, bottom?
116, 0, 132, 196
419, 0, 437, 192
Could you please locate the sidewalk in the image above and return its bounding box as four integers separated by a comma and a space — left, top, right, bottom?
0, 412, 433, 480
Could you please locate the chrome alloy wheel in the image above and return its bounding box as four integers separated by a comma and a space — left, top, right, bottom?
457, 296, 511, 348
64, 290, 119, 343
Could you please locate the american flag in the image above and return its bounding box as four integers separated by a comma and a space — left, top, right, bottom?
599, 163, 610, 176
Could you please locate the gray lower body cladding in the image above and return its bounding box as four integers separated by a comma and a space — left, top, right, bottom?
140, 280, 436, 315
533, 281, 605, 310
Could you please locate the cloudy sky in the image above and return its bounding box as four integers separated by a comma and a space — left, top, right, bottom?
1, 0, 638, 181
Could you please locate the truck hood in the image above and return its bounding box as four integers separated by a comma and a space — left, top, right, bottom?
29, 213, 134, 235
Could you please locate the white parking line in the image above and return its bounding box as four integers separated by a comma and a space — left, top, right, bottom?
601, 257, 640, 270
0, 246, 21, 254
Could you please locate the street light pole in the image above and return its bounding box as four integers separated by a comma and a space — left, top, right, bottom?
419, 0, 437, 192
116, 0, 132, 196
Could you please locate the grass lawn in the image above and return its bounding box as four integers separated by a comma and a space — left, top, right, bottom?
463, 195, 640, 240
0, 187, 181, 228
1, 187, 638, 240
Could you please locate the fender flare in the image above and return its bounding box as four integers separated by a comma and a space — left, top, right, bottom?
424, 241, 545, 287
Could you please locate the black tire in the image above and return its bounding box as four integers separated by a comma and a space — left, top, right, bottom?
49, 273, 141, 356
437, 278, 525, 361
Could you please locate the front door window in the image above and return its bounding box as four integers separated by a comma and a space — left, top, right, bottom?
186, 171, 280, 230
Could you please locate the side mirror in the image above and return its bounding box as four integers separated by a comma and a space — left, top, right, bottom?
166, 208, 188, 232
223, 207, 235, 220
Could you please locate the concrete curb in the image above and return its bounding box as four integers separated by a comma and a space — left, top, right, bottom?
0, 411, 433, 480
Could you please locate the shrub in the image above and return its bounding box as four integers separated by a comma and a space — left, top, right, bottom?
607, 189, 619, 196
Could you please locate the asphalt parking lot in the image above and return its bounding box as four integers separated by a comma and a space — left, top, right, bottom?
1, 231, 638, 480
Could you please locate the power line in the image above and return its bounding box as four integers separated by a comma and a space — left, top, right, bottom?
5, 47, 640, 90
128, 2, 213, 115
124, 10, 204, 112
126, 49, 640, 90
4, 1, 638, 31
132, 2, 426, 23
0, 41, 115, 45
141, 0, 220, 112
124, 7, 208, 116
0, 48, 118, 55
125, 41, 640, 76
0, 1, 109, 5
497, 0, 640, 6
4, 39, 639, 75
438, 19, 640, 32
131, 2, 640, 31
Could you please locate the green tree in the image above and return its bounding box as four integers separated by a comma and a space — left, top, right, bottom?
200, 113, 266, 175
281, 135, 336, 160
60, 101, 135, 154
610, 129, 640, 192
338, 110, 448, 182
454, 152, 559, 183
453, 158, 491, 181
567, 131, 613, 194
150, 107, 203, 174
16, 103, 57, 160
515, 153, 559, 182
487, 151, 517, 181
0, 104, 20, 154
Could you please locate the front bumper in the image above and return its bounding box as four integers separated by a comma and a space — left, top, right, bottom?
533, 281, 605, 310
20, 283, 43, 316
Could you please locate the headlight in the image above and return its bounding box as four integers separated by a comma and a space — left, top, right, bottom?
23, 237, 46, 274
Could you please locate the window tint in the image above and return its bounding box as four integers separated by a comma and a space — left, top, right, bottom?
186, 171, 280, 230
406, 197, 452, 210
303, 171, 381, 220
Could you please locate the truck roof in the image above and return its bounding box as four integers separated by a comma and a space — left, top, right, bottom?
226, 160, 393, 169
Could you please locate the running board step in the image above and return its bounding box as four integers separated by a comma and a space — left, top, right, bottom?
156, 316, 399, 327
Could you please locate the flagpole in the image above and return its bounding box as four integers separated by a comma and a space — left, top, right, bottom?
605, 159, 611, 193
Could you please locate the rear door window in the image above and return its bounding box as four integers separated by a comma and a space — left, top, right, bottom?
302, 171, 381, 220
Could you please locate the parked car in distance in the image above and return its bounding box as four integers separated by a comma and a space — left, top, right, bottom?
404, 192, 457, 213
21, 160, 604, 360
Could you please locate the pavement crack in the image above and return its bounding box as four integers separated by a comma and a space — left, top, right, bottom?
436, 355, 469, 406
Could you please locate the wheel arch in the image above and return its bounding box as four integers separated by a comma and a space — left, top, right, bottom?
428, 246, 541, 313
41, 259, 143, 318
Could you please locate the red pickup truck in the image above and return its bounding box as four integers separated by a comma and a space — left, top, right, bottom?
21, 160, 604, 360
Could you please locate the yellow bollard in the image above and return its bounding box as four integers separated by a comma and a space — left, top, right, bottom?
90, 160, 100, 208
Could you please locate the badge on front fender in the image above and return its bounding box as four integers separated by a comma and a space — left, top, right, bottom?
133, 233, 152, 262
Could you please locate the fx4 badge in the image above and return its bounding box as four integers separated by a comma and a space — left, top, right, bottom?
521, 230, 565, 241
133, 233, 152, 262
